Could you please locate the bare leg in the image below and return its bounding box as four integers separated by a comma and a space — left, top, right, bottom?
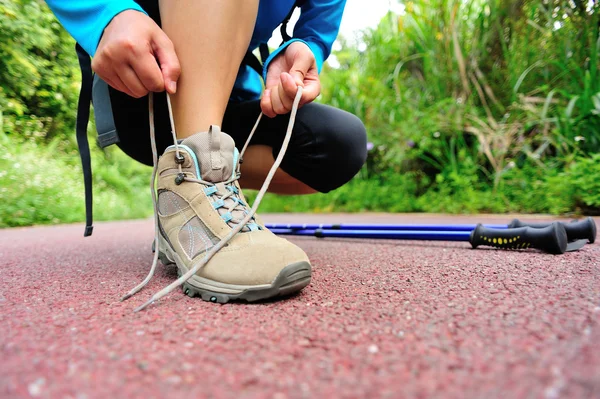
159, 0, 259, 138
159, 0, 315, 195
239, 145, 317, 194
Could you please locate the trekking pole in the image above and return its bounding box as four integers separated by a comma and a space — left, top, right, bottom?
266, 217, 596, 243
271, 222, 581, 254
267, 223, 507, 231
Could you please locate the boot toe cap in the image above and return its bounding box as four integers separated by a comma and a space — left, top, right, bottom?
197, 231, 311, 285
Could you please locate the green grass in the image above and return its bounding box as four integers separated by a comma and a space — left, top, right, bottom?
0, 131, 152, 228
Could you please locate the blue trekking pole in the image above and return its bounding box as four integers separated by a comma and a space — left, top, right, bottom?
267, 218, 596, 255
266, 217, 596, 244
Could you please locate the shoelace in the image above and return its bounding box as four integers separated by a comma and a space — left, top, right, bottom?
121, 86, 303, 311
178, 172, 253, 229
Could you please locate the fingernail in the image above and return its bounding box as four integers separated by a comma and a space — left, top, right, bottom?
168, 81, 177, 93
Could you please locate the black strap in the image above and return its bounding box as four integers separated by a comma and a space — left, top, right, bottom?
242, 50, 264, 76
75, 43, 94, 237
280, 0, 307, 43
243, 0, 307, 76
259, 43, 270, 65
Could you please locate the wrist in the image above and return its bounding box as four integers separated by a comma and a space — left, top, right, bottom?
262, 38, 313, 81
303, 41, 325, 73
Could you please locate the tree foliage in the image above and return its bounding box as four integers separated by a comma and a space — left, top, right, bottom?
0, 0, 79, 141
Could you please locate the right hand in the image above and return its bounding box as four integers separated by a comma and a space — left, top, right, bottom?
91, 10, 181, 98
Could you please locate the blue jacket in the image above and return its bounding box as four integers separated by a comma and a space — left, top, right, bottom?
46, 0, 346, 101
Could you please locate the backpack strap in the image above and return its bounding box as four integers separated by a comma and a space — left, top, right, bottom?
244, 0, 307, 76
75, 43, 94, 237
242, 45, 267, 76
280, 0, 307, 43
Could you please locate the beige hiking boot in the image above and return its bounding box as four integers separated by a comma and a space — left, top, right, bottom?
154, 125, 312, 303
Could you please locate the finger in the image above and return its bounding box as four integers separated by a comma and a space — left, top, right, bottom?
112, 74, 134, 96
91, 59, 128, 94
102, 71, 134, 97
289, 57, 312, 87
271, 83, 292, 115
130, 52, 164, 93
97, 69, 129, 94
117, 65, 148, 98
280, 72, 300, 104
260, 89, 277, 118
151, 31, 181, 94
105, 78, 128, 95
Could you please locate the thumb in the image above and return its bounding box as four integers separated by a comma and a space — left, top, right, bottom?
151, 30, 181, 94
289, 57, 312, 88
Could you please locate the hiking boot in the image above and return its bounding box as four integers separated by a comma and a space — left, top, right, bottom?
154, 125, 312, 303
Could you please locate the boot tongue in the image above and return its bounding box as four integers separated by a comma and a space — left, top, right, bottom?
181, 125, 235, 182
180, 125, 253, 231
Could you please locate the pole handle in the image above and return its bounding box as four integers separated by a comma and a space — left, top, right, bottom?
508, 217, 596, 243
469, 222, 568, 254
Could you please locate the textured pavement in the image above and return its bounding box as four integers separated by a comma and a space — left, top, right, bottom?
1, 214, 599, 399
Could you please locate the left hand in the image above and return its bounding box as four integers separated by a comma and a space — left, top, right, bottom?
261, 41, 321, 118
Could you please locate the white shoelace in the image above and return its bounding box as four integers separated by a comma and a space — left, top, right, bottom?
121, 87, 303, 312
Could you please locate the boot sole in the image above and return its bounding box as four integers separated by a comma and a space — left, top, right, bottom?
157, 236, 312, 304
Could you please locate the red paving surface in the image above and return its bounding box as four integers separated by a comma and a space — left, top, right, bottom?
1, 214, 599, 398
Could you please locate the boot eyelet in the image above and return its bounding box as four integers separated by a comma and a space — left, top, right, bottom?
175, 173, 186, 185
175, 153, 185, 164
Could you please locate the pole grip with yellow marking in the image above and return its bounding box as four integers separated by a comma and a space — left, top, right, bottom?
469, 222, 568, 254
508, 217, 596, 244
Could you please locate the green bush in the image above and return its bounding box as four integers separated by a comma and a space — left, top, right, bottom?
564, 154, 600, 211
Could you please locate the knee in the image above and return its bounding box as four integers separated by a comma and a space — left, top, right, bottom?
310, 106, 367, 193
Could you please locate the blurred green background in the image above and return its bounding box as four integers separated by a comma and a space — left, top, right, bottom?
1, 0, 599, 228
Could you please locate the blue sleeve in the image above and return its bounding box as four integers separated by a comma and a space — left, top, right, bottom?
263, 0, 346, 78
294, 0, 346, 72
45, 0, 147, 56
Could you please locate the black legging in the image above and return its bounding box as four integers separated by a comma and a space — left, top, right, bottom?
111, 90, 367, 193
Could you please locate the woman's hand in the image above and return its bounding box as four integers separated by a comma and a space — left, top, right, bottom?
261, 41, 320, 117
92, 10, 181, 98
